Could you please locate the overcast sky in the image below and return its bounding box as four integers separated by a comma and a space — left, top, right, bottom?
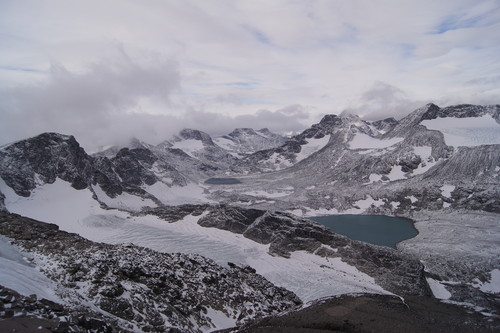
1, 0, 499, 151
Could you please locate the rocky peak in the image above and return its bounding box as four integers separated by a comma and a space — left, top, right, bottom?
228, 128, 259, 138
383, 103, 441, 138
371, 117, 398, 133
257, 128, 274, 137
177, 128, 215, 146
419, 103, 441, 121
318, 114, 342, 128
0, 132, 94, 196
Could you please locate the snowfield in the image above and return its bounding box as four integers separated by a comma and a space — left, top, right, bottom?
349, 133, 403, 149
171, 139, 205, 158
0, 235, 62, 302
295, 135, 331, 162
0, 178, 390, 302
421, 115, 500, 147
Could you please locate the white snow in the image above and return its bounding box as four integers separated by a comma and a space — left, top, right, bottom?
386, 166, 406, 181
421, 115, 500, 147
295, 135, 330, 162
299, 207, 339, 217
365, 174, 383, 184
343, 196, 384, 214
426, 278, 452, 300
244, 189, 293, 198
93, 185, 157, 211
171, 139, 204, 158
440, 184, 455, 198
411, 146, 439, 175
0, 235, 61, 302
349, 133, 403, 149
144, 182, 214, 205
45, 212, 390, 302
0, 178, 390, 304
390, 202, 400, 209
0, 177, 126, 239
213, 137, 235, 151
406, 196, 418, 204
474, 269, 500, 293
205, 307, 236, 331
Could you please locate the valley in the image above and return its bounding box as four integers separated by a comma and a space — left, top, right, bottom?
0, 103, 499, 332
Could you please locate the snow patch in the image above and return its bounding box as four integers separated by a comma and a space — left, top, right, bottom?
0, 235, 61, 302
426, 278, 452, 300
171, 139, 205, 158
421, 115, 500, 147
343, 196, 384, 214
349, 133, 403, 149
474, 269, 500, 293
440, 184, 456, 198
205, 307, 236, 331
93, 185, 157, 211
386, 166, 407, 181
365, 174, 383, 184
295, 135, 330, 162
144, 182, 213, 205
244, 189, 293, 198
406, 196, 418, 204
300, 207, 339, 217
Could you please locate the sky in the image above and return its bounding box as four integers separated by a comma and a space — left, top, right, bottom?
0, 0, 499, 152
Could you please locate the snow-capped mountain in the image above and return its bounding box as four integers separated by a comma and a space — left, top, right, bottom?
0, 103, 499, 331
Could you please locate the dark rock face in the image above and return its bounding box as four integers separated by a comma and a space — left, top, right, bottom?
178, 128, 216, 146
198, 205, 430, 297
111, 148, 158, 186
140, 204, 209, 222
236, 294, 499, 333
0, 190, 5, 212
0, 212, 301, 332
421, 104, 500, 121
0, 133, 188, 202
0, 133, 94, 197
372, 117, 398, 133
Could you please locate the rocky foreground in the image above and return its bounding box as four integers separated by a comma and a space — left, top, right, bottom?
224, 294, 499, 333
0, 212, 301, 332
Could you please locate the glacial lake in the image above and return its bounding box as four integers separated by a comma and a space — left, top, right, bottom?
310, 215, 418, 249
204, 178, 242, 185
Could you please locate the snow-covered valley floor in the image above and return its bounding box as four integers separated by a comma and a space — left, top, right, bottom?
1, 179, 391, 302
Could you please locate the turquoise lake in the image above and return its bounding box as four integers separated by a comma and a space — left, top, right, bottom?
310, 215, 418, 249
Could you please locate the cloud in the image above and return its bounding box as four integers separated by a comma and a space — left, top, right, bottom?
0, 51, 181, 151
346, 82, 429, 120
0, 0, 499, 149
0, 51, 313, 152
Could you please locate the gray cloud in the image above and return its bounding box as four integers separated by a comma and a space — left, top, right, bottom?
0, 52, 180, 150
0, 54, 312, 152
346, 81, 429, 121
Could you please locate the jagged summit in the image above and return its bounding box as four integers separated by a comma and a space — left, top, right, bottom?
176, 128, 216, 146
0, 132, 93, 196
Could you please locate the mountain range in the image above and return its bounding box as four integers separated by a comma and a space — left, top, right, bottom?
0, 103, 499, 332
